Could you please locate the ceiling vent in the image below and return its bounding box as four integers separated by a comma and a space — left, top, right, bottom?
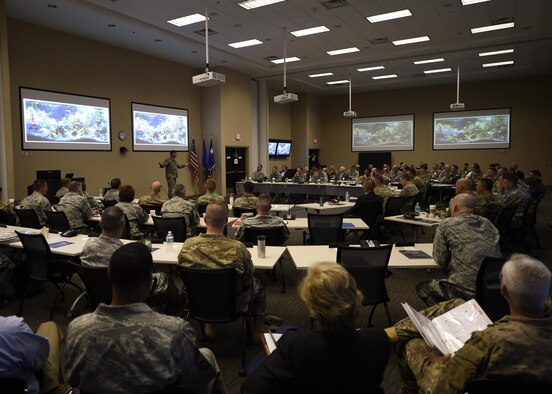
369, 37, 389, 45
320, 0, 349, 10
194, 28, 218, 36
263, 55, 279, 61
492, 17, 514, 25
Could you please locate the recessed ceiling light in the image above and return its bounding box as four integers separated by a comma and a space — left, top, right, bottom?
309, 72, 334, 78
291, 25, 330, 37
424, 68, 452, 74
167, 14, 206, 27
471, 22, 515, 34
271, 57, 301, 64
413, 58, 444, 65
357, 66, 385, 72
327, 80, 350, 85
367, 9, 412, 23
372, 74, 398, 80
482, 60, 514, 67
461, 0, 492, 5
479, 48, 514, 56
392, 36, 430, 46
238, 0, 286, 10
327, 47, 360, 56
228, 39, 263, 48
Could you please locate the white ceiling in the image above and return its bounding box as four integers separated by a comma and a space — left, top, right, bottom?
6, 0, 552, 94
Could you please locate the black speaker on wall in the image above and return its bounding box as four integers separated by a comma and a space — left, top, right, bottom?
358, 152, 392, 171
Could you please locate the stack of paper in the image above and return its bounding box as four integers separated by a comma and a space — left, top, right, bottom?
262, 333, 282, 355
0, 231, 19, 244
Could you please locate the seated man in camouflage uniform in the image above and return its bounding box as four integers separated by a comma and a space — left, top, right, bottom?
55, 177, 71, 200
268, 166, 282, 182
476, 178, 503, 221
81, 182, 103, 211
103, 178, 121, 202
138, 181, 167, 206
235, 194, 290, 244
416, 194, 501, 306
496, 173, 531, 229
389, 254, 552, 394
178, 201, 266, 343
437, 179, 485, 218
197, 179, 225, 209
66, 242, 226, 394
19, 180, 52, 227
161, 184, 200, 238
398, 174, 419, 198
56, 181, 93, 233
251, 164, 266, 182
115, 185, 149, 240
232, 181, 258, 210
0, 186, 16, 225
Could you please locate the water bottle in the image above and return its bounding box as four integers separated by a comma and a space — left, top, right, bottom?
229, 193, 234, 206
166, 231, 174, 250
345, 191, 350, 202
319, 196, 324, 207
99, 188, 103, 198
415, 203, 421, 214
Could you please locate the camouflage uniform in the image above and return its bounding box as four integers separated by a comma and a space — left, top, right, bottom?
196, 192, 225, 207
57, 192, 93, 231
355, 175, 367, 185
478, 191, 503, 220
437, 171, 451, 182
374, 185, 395, 211
55, 187, 69, 199
103, 189, 119, 202
390, 171, 402, 183
178, 233, 266, 319
161, 196, 200, 237
162, 157, 183, 196
115, 202, 149, 239
235, 214, 290, 244
418, 171, 432, 183
442, 191, 486, 218
268, 172, 283, 182
232, 193, 258, 209
441, 173, 461, 184
84, 192, 103, 210
292, 174, 306, 183
349, 169, 359, 179
65, 303, 219, 394
251, 171, 266, 182
138, 193, 167, 206
416, 212, 501, 306
19, 191, 52, 226
399, 183, 419, 197
411, 176, 426, 194
497, 187, 531, 228
467, 170, 483, 183
80, 235, 124, 267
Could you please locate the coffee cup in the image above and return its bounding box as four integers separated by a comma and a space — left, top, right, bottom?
150, 210, 156, 216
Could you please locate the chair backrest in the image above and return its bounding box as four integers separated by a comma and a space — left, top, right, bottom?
384, 196, 405, 217
0, 377, 27, 393
0, 209, 14, 225
121, 214, 131, 240
493, 204, 518, 239
243, 226, 286, 246
401, 195, 416, 214
72, 263, 112, 311
465, 378, 552, 394
102, 199, 118, 208
337, 245, 393, 305
140, 203, 162, 215
354, 200, 383, 230
178, 266, 240, 323
15, 231, 52, 281
523, 194, 544, 226
15, 208, 42, 229
307, 213, 343, 245
45, 210, 71, 232
475, 256, 509, 322
197, 203, 207, 215
153, 216, 187, 242
232, 207, 257, 218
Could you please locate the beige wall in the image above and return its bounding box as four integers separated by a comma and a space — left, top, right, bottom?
320, 75, 552, 181
290, 95, 307, 169
267, 89, 292, 169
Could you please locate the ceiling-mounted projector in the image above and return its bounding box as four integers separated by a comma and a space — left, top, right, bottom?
274, 92, 298, 104
449, 65, 465, 110
343, 110, 357, 117
193, 71, 226, 87
450, 102, 465, 111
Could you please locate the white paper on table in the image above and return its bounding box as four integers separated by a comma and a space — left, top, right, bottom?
263, 333, 283, 355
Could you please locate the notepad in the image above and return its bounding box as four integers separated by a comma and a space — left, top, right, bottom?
49, 241, 73, 248
342, 222, 355, 228
262, 333, 283, 355
399, 249, 432, 259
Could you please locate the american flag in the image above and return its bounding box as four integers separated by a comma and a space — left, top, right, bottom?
189, 139, 200, 182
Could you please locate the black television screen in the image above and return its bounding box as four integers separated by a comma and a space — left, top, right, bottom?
268, 141, 277, 155
276, 141, 291, 156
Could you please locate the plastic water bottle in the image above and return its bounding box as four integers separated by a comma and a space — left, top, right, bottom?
229, 194, 234, 206
345, 191, 350, 202
99, 188, 103, 198
166, 231, 174, 250
415, 203, 421, 214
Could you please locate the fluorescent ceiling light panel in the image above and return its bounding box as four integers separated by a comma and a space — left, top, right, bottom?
271, 57, 300, 64
238, 0, 285, 10
413, 58, 444, 65
479, 48, 514, 57
471, 22, 515, 34
461, 0, 492, 5
167, 14, 205, 27
482, 60, 514, 67
392, 36, 430, 46
327, 80, 350, 85
309, 72, 333, 78
424, 68, 452, 74
327, 47, 360, 56
357, 66, 385, 72
228, 39, 263, 48
367, 9, 412, 23
372, 74, 398, 80
291, 25, 330, 37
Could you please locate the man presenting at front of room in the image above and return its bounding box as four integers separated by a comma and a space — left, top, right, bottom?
159, 151, 187, 197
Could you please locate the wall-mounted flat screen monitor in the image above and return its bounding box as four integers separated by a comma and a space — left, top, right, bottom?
132, 102, 189, 152
433, 108, 511, 150
352, 114, 414, 151
276, 141, 291, 156
268, 141, 277, 156
20, 87, 111, 151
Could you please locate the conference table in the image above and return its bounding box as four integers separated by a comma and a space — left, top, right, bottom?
294, 201, 355, 214
88, 214, 239, 228
232, 217, 369, 231
384, 214, 442, 242
236, 181, 365, 198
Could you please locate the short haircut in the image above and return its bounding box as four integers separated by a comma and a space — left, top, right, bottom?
487, 167, 497, 174
363, 179, 375, 193
454, 193, 475, 211
243, 181, 255, 194
472, 163, 480, 170
501, 254, 551, 313
110, 178, 121, 189
60, 178, 71, 187
68, 181, 82, 192
110, 242, 153, 289
100, 206, 125, 232
118, 185, 135, 202
501, 173, 518, 186
173, 184, 186, 198
33, 180, 47, 191
400, 173, 411, 182
205, 201, 228, 229
373, 174, 384, 184
407, 168, 417, 176
478, 178, 493, 192
205, 179, 216, 192
456, 178, 472, 191
530, 169, 542, 178
299, 262, 362, 334
256, 194, 272, 212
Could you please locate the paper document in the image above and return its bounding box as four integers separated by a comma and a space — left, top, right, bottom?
399, 249, 432, 259
401, 299, 492, 356
262, 333, 283, 355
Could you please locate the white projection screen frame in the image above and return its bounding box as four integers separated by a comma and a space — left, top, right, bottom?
433, 108, 511, 150
352, 114, 414, 152
20, 87, 111, 151
132, 103, 189, 152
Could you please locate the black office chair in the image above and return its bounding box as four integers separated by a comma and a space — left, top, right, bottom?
521, 193, 545, 250
401, 195, 416, 214
68, 262, 111, 316
304, 213, 344, 245
82, 386, 195, 394
384, 196, 405, 217
178, 266, 250, 376
493, 204, 518, 252
0, 209, 15, 225
337, 245, 394, 326
153, 216, 187, 242
15, 231, 83, 320
232, 207, 257, 218
45, 210, 71, 232
140, 203, 162, 215
0, 377, 27, 393
465, 378, 552, 394
121, 214, 131, 240
197, 204, 207, 216
14, 208, 42, 229
102, 199, 118, 208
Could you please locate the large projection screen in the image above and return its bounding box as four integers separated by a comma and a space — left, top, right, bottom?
352, 114, 414, 152
132, 103, 189, 152
20, 87, 111, 151
433, 108, 511, 150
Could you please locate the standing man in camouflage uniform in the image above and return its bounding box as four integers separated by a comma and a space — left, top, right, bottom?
389, 254, 552, 394
251, 164, 266, 182
178, 201, 266, 343
235, 194, 289, 243
232, 181, 258, 210
56, 181, 93, 233
496, 173, 531, 229
19, 180, 52, 226
161, 184, 200, 238
159, 151, 187, 198
103, 178, 121, 202
138, 181, 167, 206
115, 185, 149, 240
196, 179, 225, 208
416, 194, 501, 306
55, 178, 71, 200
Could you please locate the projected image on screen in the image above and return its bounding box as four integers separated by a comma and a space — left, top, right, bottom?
20, 88, 111, 151
352, 114, 414, 151
268, 141, 277, 155
276, 142, 291, 156
433, 108, 510, 150
132, 103, 189, 152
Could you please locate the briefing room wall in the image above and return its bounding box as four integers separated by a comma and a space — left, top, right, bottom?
290, 97, 308, 170
267, 89, 292, 170
319, 75, 552, 182
7, 19, 203, 199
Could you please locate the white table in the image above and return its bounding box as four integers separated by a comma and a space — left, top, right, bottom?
88, 214, 238, 228
295, 201, 355, 213
384, 214, 441, 242
232, 217, 369, 231
286, 243, 439, 270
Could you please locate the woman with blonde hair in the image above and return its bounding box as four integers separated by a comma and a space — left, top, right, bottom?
243, 262, 390, 393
